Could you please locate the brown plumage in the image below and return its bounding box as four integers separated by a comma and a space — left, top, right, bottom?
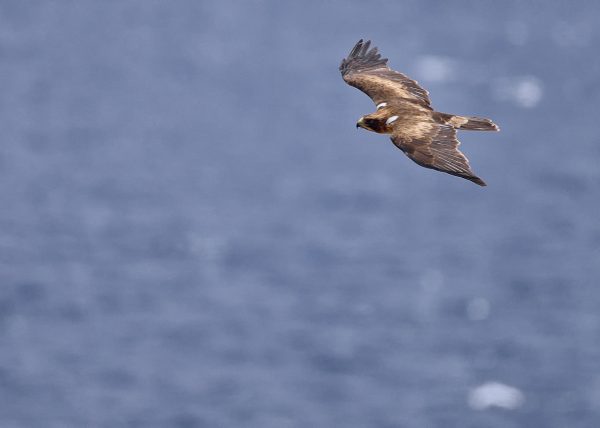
340, 39, 499, 186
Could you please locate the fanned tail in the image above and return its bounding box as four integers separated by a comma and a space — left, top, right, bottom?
436, 113, 500, 131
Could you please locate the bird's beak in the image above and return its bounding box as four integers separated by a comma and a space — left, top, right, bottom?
356, 117, 365, 129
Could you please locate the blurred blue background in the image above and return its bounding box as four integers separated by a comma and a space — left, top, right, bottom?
1, 1, 599, 427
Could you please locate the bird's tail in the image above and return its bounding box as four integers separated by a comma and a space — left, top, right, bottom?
436, 113, 500, 131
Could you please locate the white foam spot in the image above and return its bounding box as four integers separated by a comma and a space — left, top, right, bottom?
492, 76, 543, 108
415, 55, 456, 82
385, 115, 398, 125
515, 78, 543, 108
468, 382, 525, 411
466, 297, 490, 321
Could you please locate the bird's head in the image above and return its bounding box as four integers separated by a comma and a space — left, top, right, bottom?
356, 116, 376, 132
356, 113, 389, 134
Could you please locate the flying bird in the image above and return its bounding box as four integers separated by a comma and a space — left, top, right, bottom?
340, 39, 499, 186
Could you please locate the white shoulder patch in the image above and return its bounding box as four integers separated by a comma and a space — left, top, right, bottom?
376, 102, 387, 110
385, 115, 399, 125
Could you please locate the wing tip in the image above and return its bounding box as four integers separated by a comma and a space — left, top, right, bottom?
488, 120, 500, 132
340, 38, 388, 76
469, 176, 487, 186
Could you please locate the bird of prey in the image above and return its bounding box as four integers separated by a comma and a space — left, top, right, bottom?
340, 39, 499, 186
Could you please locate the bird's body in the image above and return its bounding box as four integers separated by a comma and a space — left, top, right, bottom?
340, 39, 499, 186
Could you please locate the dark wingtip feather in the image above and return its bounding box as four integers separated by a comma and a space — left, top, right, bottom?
470, 176, 487, 186
340, 39, 388, 76
361, 40, 371, 56
348, 39, 364, 58
444, 171, 487, 186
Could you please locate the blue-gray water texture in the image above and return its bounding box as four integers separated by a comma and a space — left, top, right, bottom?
1, 1, 599, 427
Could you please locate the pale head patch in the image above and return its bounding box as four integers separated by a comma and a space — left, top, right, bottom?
385, 115, 399, 125
376, 102, 387, 110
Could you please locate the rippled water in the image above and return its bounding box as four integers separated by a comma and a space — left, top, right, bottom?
1, 1, 599, 427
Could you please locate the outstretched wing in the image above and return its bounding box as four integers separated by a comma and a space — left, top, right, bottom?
340, 39, 431, 108
391, 122, 486, 186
